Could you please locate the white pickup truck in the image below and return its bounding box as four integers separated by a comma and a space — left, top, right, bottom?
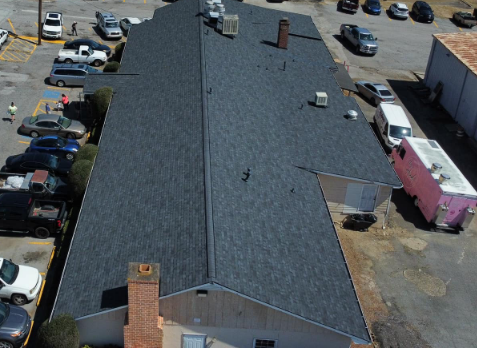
0, 258, 42, 305
57, 45, 107, 67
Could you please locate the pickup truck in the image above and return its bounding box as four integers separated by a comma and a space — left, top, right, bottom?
340, 24, 378, 55
0, 258, 42, 305
453, 11, 477, 28
0, 170, 71, 201
57, 45, 107, 67
341, 0, 359, 13
0, 193, 67, 238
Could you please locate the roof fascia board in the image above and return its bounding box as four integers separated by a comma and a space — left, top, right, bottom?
308, 168, 402, 189
75, 305, 128, 321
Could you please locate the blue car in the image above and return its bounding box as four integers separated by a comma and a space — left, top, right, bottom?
365, 0, 382, 14
26, 135, 79, 161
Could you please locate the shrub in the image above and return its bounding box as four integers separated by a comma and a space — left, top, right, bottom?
114, 42, 125, 62
103, 61, 120, 73
69, 160, 94, 198
76, 144, 99, 162
37, 314, 80, 348
92, 87, 113, 122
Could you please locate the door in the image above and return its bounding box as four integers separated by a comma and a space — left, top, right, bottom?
182, 334, 206, 348
359, 185, 378, 212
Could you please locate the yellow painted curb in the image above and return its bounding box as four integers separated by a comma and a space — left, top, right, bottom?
24, 320, 33, 346
48, 246, 56, 270
29, 241, 52, 245
36, 279, 46, 306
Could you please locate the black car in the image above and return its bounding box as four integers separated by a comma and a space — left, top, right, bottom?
0, 302, 32, 348
2, 153, 72, 177
412, 1, 434, 22
63, 39, 111, 57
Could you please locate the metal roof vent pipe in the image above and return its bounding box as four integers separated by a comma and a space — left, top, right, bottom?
216, 3, 225, 17
346, 110, 358, 120
439, 173, 450, 184
205, 1, 215, 15
431, 163, 442, 174
277, 17, 290, 49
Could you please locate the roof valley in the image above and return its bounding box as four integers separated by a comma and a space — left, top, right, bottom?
198, 0, 216, 281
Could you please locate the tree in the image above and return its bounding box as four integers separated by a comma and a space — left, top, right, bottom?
92, 87, 113, 122
75, 144, 99, 162
37, 314, 80, 348
103, 61, 120, 72
68, 160, 94, 198
114, 42, 125, 62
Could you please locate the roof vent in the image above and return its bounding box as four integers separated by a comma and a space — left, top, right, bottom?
221, 15, 239, 35
439, 173, 450, 184
315, 92, 328, 107
431, 163, 442, 173
205, 0, 215, 14
346, 110, 358, 120
216, 3, 225, 16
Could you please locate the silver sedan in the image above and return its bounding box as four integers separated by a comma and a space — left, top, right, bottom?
388, 3, 409, 19
355, 81, 395, 106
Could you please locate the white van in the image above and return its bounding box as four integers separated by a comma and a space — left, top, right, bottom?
373, 104, 412, 151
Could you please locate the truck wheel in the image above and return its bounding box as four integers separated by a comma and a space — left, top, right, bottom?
413, 197, 419, 207
66, 133, 76, 139
35, 227, 50, 239
0, 340, 14, 348
93, 59, 102, 67
65, 58, 73, 64
340, 31, 345, 40
355, 45, 360, 54
56, 80, 65, 87
66, 153, 74, 161
30, 131, 40, 138
11, 294, 28, 306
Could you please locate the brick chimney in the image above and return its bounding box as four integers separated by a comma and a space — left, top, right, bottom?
124, 263, 163, 348
277, 17, 290, 49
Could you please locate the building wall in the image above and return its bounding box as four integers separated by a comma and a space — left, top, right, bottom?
76, 307, 127, 346
316, 174, 391, 226
160, 290, 352, 348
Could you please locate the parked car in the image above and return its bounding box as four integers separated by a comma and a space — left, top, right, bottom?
20, 114, 87, 139
0, 302, 32, 348
42, 12, 63, 39
0, 170, 71, 201
374, 104, 412, 151
96, 12, 122, 39
340, 24, 378, 55
142, 18, 152, 22
63, 39, 111, 57
3, 153, 73, 177
412, 1, 434, 22
365, 0, 382, 15
27, 135, 79, 160
0, 193, 67, 238
49, 63, 102, 87
0, 29, 8, 49
120, 17, 142, 35
0, 258, 42, 305
340, 0, 359, 13
388, 3, 409, 19
57, 45, 107, 67
453, 11, 477, 28
356, 81, 395, 105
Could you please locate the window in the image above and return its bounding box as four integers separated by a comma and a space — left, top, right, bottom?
399, 147, 406, 160
254, 339, 277, 348
37, 121, 55, 129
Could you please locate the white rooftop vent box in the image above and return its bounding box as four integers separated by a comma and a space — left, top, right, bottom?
222, 15, 239, 35
315, 92, 328, 107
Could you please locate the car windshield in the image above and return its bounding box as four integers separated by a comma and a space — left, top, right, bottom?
29, 116, 39, 125
370, 1, 380, 5
0, 259, 19, 285
44, 174, 57, 190
389, 125, 412, 139
359, 33, 374, 40
89, 41, 99, 48
87, 66, 99, 73
0, 303, 9, 327
380, 90, 393, 96
45, 19, 61, 26
58, 116, 71, 129
48, 155, 59, 169
106, 21, 119, 28
57, 137, 67, 147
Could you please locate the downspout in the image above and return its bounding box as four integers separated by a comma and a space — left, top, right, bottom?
382, 188, 393, 229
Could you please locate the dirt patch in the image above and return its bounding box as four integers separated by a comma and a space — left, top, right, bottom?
399, 237, 428, 251
22, 251, 48, 264
404, 269, 447, 297
372, 316, 432, 348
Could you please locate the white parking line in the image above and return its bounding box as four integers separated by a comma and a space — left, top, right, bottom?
21, 10, 96, 21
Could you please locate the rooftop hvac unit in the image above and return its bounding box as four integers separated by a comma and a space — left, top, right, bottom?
222, 15, 239, 35
315, 92, 328, 107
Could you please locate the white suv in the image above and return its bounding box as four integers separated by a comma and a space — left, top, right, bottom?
0, 258, 42, 305
42, 12, 63, 39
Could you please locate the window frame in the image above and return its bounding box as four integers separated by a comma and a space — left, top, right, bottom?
253, 338, 278, 348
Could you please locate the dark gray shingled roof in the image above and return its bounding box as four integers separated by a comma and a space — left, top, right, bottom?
52, 0, 403, 342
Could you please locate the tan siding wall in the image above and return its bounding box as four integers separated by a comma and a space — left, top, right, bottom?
160, 291, 332, 335
317, 174, 391, 227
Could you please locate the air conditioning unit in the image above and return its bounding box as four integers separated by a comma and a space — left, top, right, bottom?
315, 92, 328, 107
222, 15, 239, 35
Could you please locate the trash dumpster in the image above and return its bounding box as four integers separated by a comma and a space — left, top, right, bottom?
350, 213, 377, 231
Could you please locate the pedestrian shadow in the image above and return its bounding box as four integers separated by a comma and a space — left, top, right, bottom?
1, 118, 12, 122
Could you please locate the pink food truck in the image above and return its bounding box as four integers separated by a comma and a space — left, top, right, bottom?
392, 137, 476, 230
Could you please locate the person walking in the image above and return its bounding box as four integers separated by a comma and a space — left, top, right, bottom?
62, 94, 70, 111
45, 103, 51, 114
72, 21, 78, 36
8, 102, 17, 124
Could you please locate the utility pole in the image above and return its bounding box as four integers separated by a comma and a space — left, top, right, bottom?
38, 0, 42, 45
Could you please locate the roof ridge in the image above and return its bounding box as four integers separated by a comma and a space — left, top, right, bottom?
198, 0, 216, 280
